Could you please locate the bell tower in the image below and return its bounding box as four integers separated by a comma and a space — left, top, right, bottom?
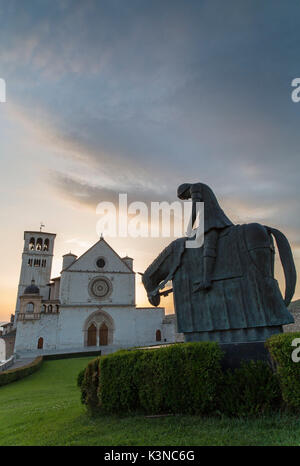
14, 230, 56, 322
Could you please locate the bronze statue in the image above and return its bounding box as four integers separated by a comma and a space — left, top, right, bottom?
142, 183, 296, 343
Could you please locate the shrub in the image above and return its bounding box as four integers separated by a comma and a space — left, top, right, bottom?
80, 341, 295, 417
265, 332, 300, 410
0, 356, 43, 387
81, 342, 224, 415
217, 360, 282, 417
134, 343, 224, 415
80, 357, 101, 412
77, 368, 85, 388
99, 349, 143, 413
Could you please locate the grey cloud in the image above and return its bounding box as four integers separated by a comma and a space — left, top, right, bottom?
1, 0, 300, 247
50, 171, 174, 210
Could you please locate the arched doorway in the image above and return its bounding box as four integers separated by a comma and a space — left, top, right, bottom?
83, 310, 115, 347
37, 337, 44, 349
87, 323, 97, 346
156, 329, 162, 342
99, 322, 108, 345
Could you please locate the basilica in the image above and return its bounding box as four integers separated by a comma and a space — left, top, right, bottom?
8, 230, 178, 357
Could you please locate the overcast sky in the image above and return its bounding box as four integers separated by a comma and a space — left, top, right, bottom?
0, 0, 300, 320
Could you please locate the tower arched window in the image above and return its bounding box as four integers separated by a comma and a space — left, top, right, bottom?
43, 238, 49, 251
26, 302, 34, 313
36, 238, 43, 251
41, 304, 46, 313
48, 305, 52, 313
29, 238, 35, 250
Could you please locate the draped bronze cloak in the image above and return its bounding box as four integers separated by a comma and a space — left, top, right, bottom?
143, 224, 294, 338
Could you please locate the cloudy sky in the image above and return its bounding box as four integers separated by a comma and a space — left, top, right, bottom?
0, 0, 300, 321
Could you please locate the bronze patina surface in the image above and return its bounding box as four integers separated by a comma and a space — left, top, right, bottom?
143, 183, 296, 344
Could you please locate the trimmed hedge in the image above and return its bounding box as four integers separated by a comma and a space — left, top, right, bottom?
77, 368, 85, 388
81, 343, 224, 415
265, 332, 300, 410
134, 343, 224, 415
80, 357, 101, 411
0, 356, 43, 387
217, 360, 282, 417
99, 349, 143, 413
80, 335, 300, 417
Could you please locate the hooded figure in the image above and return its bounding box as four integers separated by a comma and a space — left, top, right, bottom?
142, 183, 296, 344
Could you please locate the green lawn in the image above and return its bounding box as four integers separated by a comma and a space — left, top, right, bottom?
0, 357, 300, 446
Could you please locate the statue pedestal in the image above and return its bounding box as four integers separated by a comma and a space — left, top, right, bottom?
219, 341, 271, 370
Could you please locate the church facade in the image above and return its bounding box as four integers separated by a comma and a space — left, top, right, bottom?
13, 231, 177, 356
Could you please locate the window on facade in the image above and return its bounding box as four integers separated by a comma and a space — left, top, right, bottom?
29, 238, 35, 250
41, 259, 46, 267
26, 302, 34, 313
156, 329, 162, 342
48, 305, 52, 313
96, 257, 106, 268
41, 304, 46, 313
28, 259, 33, 266
37, 337, 43, 349
43, 239, 49, 251
36, 238, 43, 251
34, 259, 40, 267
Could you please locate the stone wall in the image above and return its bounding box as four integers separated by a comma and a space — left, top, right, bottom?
162, 314, 184, 342
15, 314, 59, 354
14, 305, 173, 356
284, 300, 300, 333
0, 330, 16, 360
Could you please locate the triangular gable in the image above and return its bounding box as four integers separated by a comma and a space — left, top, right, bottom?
64, 238, 133, 273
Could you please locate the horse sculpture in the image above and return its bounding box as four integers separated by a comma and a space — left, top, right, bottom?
142, 183, 296, 343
